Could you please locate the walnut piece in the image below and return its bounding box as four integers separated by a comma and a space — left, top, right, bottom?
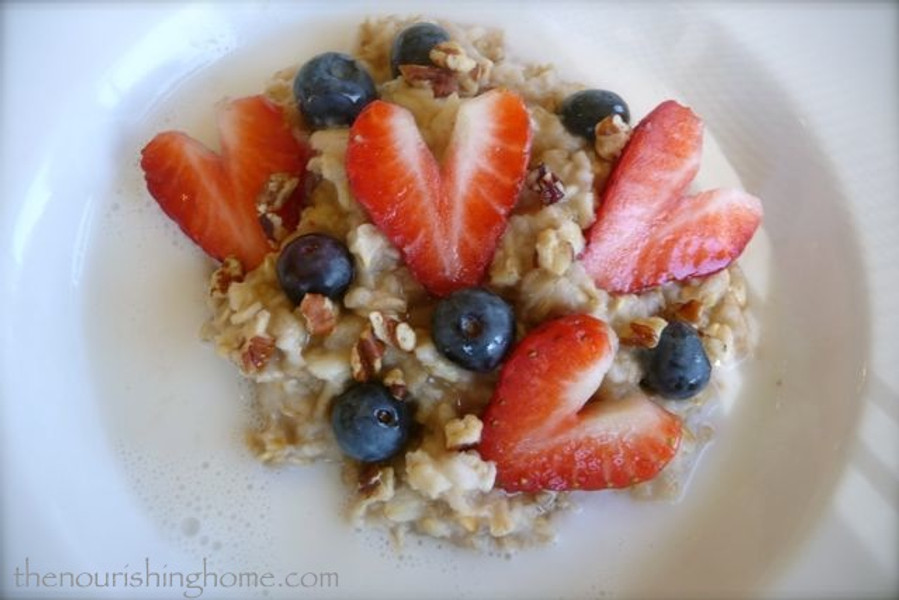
368, 311, 417, 352
350, 325, 385, 382
299, 293, 339, 336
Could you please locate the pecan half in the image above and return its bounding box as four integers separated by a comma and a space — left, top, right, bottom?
299, 293, 338, 336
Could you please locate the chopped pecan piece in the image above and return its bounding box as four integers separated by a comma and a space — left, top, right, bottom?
358, 463, 384, 496
526, 163, 565, 205
618, 317, 668, 348
299, 293, 338, 336
256, 172, 300, 242
209, 256, 244, 297
350, 325, 385, 382
667, 299, 705, 325
399, 64, 459, 98
368, 311, 417, 352
399, 41, 487, 98
382, 368, 408, 400
357, 464, 395, 500
241, 335, 276, 372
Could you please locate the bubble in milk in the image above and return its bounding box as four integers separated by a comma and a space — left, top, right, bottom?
181, 517, 201, 537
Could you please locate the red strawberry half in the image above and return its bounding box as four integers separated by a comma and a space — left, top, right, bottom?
346, 89, 532, 297
580, 100, 762, 293
479, 314, 682, 492
141, 95, 309, 269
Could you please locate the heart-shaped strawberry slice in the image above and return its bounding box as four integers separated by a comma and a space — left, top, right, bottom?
141, 95, 310, 269
346, 89, 532, 297
478, 314, 682, 492
581, 100, 762, 293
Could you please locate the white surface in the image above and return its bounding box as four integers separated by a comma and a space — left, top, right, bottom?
707, 6, 899, 598
1, 2, 896, 599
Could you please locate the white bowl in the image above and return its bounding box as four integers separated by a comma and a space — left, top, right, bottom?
1, 3, 896, 599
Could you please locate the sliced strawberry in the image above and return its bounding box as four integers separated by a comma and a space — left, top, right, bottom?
141, 131, 268, 265
635, 188, 763, 287
478, 314, 682, 492
346, 89, 531, 296
580, 100, 762, 293
345, 100, 443, 286
141, 95, 309, 269
218, 95, 310, 222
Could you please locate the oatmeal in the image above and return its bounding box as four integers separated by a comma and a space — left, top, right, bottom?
143, 16, 762, 550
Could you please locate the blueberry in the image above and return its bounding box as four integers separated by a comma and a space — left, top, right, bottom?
431, 287, 515, 373
331, 382, 411, 462
293, 52, 377, 129
642, 321, 712, 400
276, 233, 354, 305
559, 89, 630, 141
390, 22, 451, 77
